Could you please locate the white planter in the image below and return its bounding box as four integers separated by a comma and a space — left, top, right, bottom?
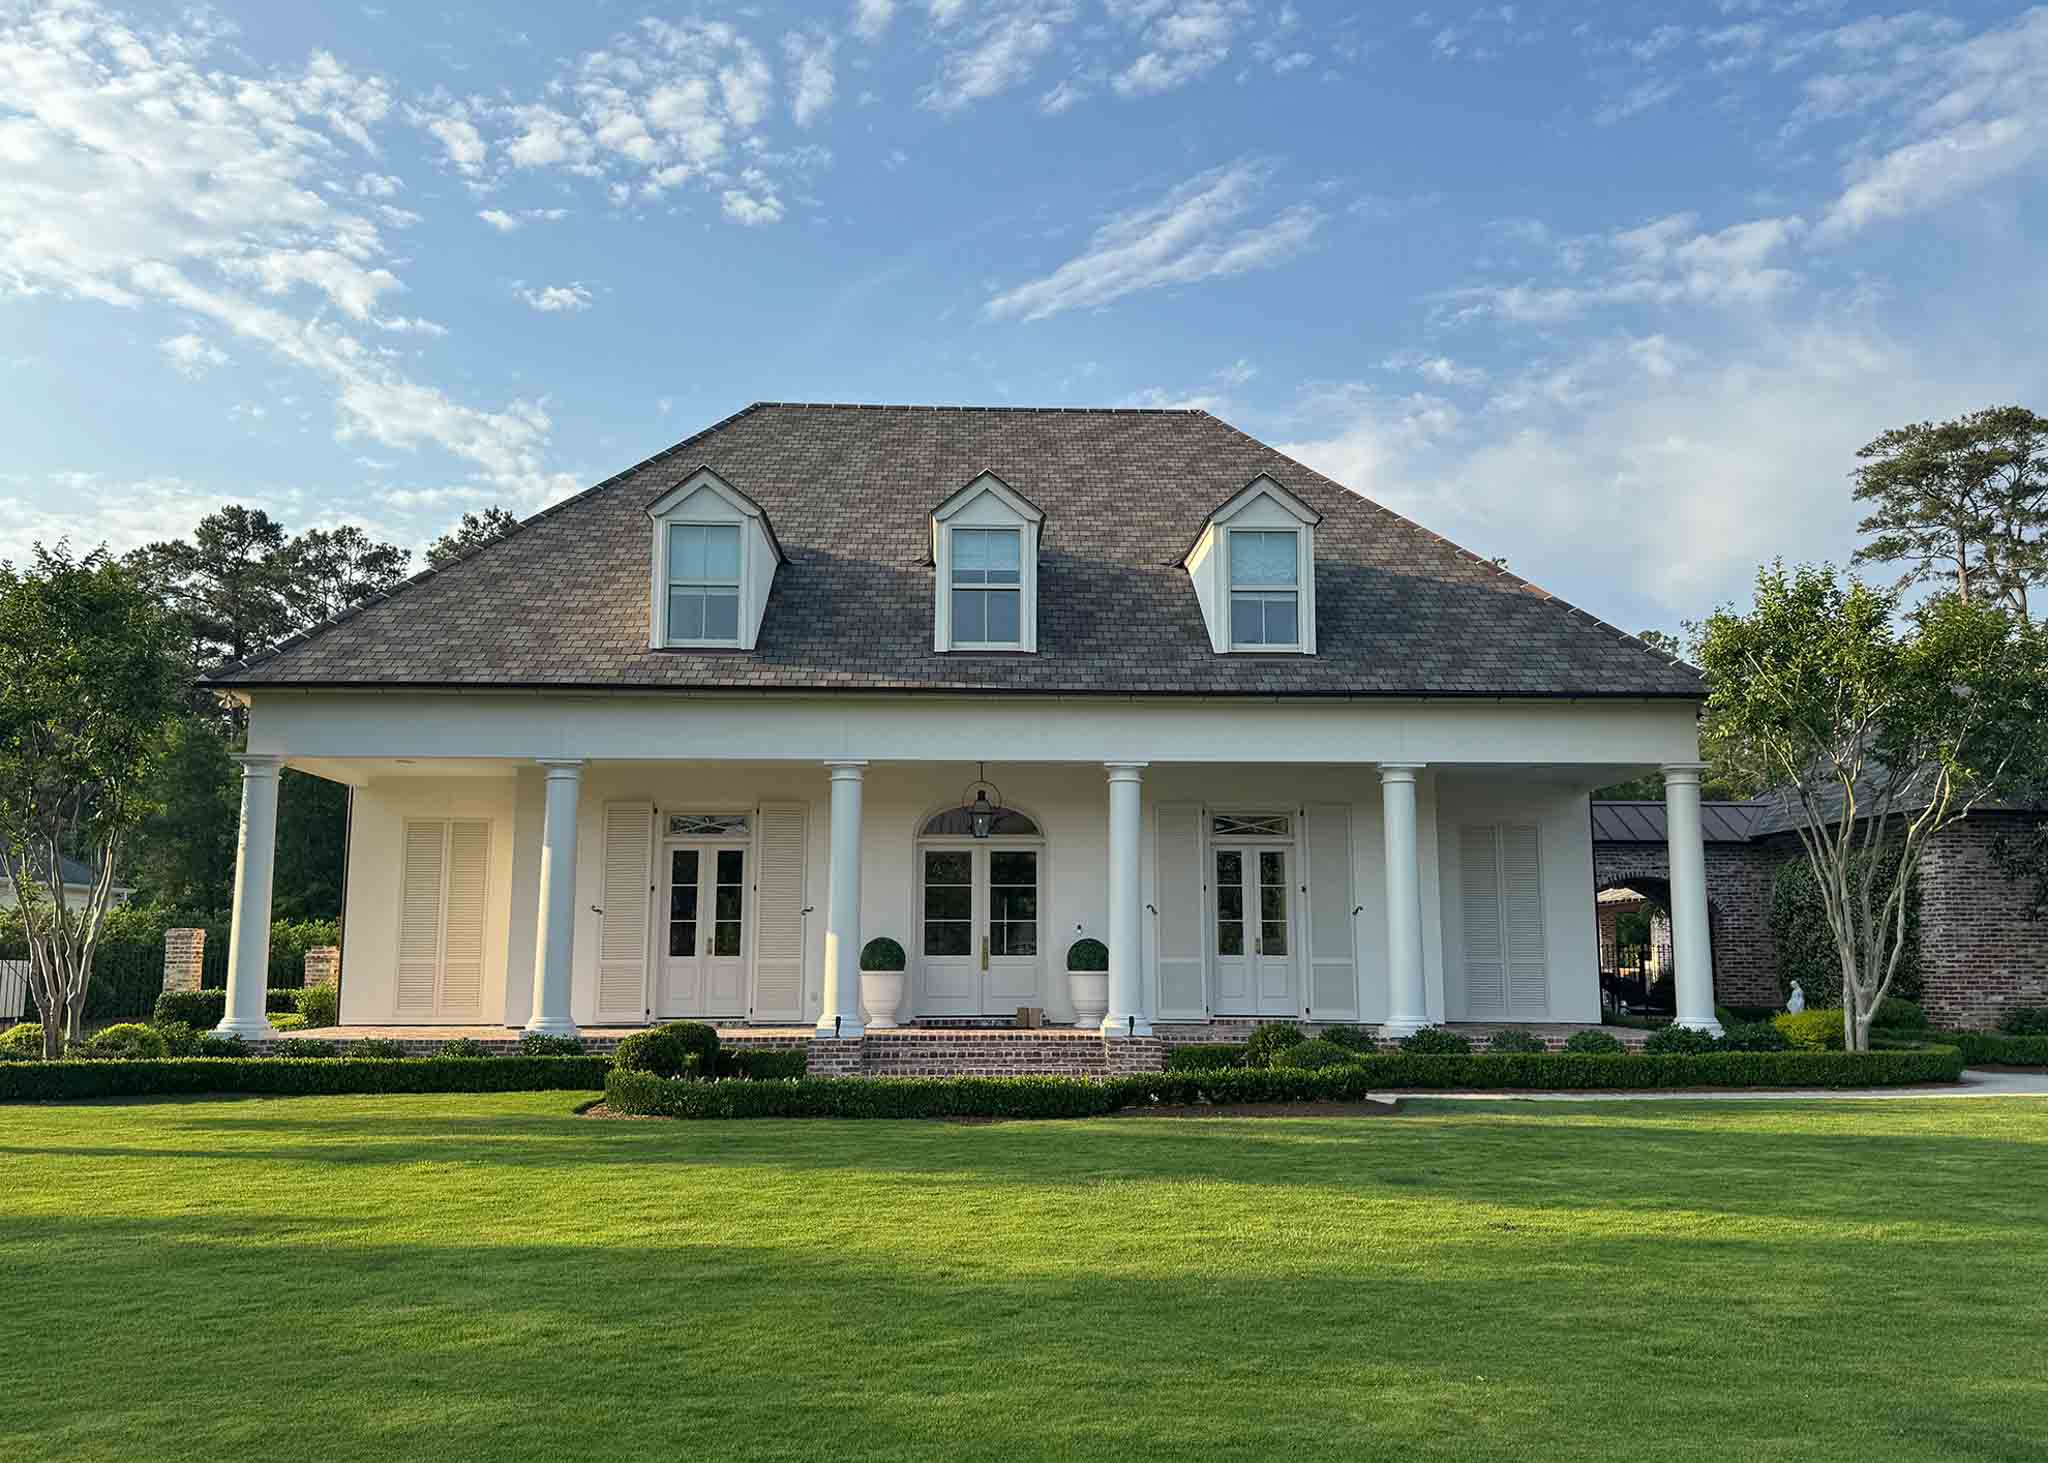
1067, 969, 1108, 1030
860, 969, 905, 1029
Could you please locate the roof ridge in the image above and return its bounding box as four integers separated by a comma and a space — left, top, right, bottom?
204, 402, 770, 680
1191, 409, 1701, 680
748, 401, 1205, 414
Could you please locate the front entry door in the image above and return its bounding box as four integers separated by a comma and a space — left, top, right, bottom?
661, 845, 747, 1018
917, 845, 1041, 1015
1212, 845, 1296, 1015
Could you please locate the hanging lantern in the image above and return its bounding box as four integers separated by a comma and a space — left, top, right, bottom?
963, 762, 1002, 839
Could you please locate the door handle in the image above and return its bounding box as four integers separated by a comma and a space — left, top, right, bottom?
980, 934, 989, 971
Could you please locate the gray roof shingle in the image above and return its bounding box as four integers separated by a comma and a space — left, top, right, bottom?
205, 403, 1705, 699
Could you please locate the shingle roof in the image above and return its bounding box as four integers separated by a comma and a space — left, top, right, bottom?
1590, 801, 1761, 844
205, 404, 1705, 699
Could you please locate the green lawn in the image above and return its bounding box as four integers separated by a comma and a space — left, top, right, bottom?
3, 1095, 2045, 1462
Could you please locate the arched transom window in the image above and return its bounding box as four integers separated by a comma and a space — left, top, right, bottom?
921, 805, 1041, 837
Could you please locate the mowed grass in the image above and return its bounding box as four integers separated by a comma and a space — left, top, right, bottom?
2, 1095, 2046, 1462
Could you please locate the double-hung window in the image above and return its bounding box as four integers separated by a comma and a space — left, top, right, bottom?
950, 527, 1022, 648
1229, 530, 1300, 648
667, 523, 742, 645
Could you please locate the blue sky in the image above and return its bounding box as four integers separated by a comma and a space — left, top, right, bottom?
2, 0, 2044, 634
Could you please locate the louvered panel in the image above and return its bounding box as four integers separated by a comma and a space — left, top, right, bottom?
597, 802, 654, 1022
438, 820, 490, 1018
396, 821, 445, 1015
1500, 823, 1549, 1017
1459, 825, 1506, 1016
1305, 803, 1358, 1019
1154, 802, 1207, 1020
750, 802, 808, 1020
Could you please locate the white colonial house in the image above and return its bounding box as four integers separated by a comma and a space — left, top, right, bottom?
202, 403, 1722, 1055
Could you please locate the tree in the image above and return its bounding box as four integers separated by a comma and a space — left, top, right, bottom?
1851, 405, 2048, 618
285, 524, 410, 624
0, 547, 185, 1056
126, 505, 295, 668
427, 507, 520, 568
1696, 563, 2048, 1050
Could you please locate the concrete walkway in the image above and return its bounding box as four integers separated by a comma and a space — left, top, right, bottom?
1394, 1070, 2048, 1102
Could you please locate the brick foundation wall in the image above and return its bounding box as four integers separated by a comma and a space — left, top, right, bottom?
161, 929, 205, 994
1918, 814, 2048, 1030
1593, 842, 1784, 1007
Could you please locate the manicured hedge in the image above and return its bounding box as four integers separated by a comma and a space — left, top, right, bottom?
151, 989, 306, 1028
606, 1046, 1966, 1120
0, 1056, 610, 1102
1943, 1032, 2048, 1067
1166, 1043, 1247, 1072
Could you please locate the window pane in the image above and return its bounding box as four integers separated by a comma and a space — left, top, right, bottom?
1216, 884, 1243, 921
717, 848, 744, 883
1232, 531, 1297, 586
952, 589, 987, 643
715, 886, 744, 921
703, 592, 739, 641
703, 524, 740, 580
925, 851, 971, 884
990, 851, 1036, 885
1217, 921, 1243, 956
983, 529, 1020, 585
1215, 850, 1242, 885
1261, 921, 1289, 956
1264, 593, 1298, 645
714, 921, 742, 957
1230, 593, 1264, 645
1260, 850, 1287, 886
984, 589, 1020, 644
669, 921, 696, 957
669, 589, 705, 642
925, 884, 971, 920
925, 921, 971, 956
953, 528, 985, 583
669, 525, 705, 581
993, 919, 1037, 956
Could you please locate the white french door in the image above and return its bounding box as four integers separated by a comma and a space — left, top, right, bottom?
1211, 844, 1296, 1015
916, 844, 1042, 1015
660, 843, 747, 1018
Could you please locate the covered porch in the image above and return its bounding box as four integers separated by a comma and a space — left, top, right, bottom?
212, 691, 1725, 1059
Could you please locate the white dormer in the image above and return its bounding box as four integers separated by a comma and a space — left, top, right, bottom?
1183, 474, 1321, 655
931, 471, 1043, 653
645, 467, 783, 650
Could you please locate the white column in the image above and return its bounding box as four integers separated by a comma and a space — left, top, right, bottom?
215, 753, 283, 1040
819, 760, 867, 1039
525, 759, 584, 1037
1379, 763, 1429, 1037
1663, 762, 1723, 1035
1103, 762, 1151, 1037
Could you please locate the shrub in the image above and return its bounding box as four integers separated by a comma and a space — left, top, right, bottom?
613, 1021, 720, 1080
1997, 1005, 2048, 1036
1774, 1009, 1846, 1051
348, 1038, 407, 1059
859, 937, 906, 972
1065, 938, 1108, 972
1719, 1021, 1792, 1053
0, 1021, 46, 1060
0, 1054, 611, 1102
193, 1033, 248, 1059
1872, 997, 1927, 1031
1398, 1026, 1472, 1055
1244, 1023, 1307, 1067
75, 1023, 169, 1060
518, 1032, 585, 1057
153, 1021, 202, 1057
1642, 1024, 1721, 1055
297, 983, 340, 1028
1273, 1038, 1355, 1070
1164, 1043, 1246, 1072
431, 1037, 494, 1059
1562, 1029, 1625, 1055
717, 1046, 809, 1080
1485, 1029, 1548, 1054
1769, 850, 1920, 1006
153, 988, 224, 1029
279, 1039, 340, 1059
269, 1013, 308, 1031
1944, 1031, 2048, 1067
1318, 1025, 1380, 1053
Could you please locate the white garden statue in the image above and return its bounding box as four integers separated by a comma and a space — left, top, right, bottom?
1787, 981, 1806, 1014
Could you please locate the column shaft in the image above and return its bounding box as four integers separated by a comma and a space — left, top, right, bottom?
1663, 764, 1722, 1035
1103, 762, 1150, 1037
819, 761, 867, 1039
216, 754, 283, 1040
526, 761, 583, 1037
1379, 764, 1429, 1037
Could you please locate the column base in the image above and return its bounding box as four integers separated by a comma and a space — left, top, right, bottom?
1673, 1016, 1726, 1037
524, 1016, 580, 1038
213, 1015, 276, 1041
815, 1018, 866, 1042
1100, 1014, 1154, 1038
1377, 1018, 1431, 1038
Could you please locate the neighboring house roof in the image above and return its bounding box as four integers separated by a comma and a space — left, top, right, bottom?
1, 852, 110, 888
204, 403, 1704, 700
1591, 801, 1761, 844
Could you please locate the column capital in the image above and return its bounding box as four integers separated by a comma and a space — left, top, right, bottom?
231, 752, 284, 775
1378, 762, 1425, 784
822, 759, 868, 781
1103, 761, 1148, 782
1660, 762, 1708, 785
536, 758, 586, 780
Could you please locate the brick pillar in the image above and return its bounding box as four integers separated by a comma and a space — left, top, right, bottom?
303, 947, 340, 988
806, 1036, 865, 1079
1102, 1036, 1166, 1076
162, 929, 205, 994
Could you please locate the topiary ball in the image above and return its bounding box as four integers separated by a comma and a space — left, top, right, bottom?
1398, 1026, 1472, 1055
1244, 1023, 1308, 1067
431, 1037, 494, 1060
1065, 938, 1108, 972
1484, 1028, 1547, 1054
1642, 1023, 1723, 1055
859, 937, 906, 972
76, 1022, 168, 1061
1562, 1029, 1626, 1055
1273, 1038, 1355, 1070
1317, 1024, 1380, 1053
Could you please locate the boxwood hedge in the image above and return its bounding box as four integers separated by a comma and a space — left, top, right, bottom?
0, 1055, 610, 1102
1943, 1032, 2048, 1067
606, 1045, 1965, 1120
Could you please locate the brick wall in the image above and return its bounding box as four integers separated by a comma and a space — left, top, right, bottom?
1592, 842, 1784, 1007
303, 947, 340, 988
161, 929, 205, 994
1918, 813, 2048, 1030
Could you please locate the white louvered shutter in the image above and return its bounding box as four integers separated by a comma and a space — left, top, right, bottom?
596, 802, 655, 1023
1304, 803, 1359, 1020
1501, 824, 1549, 1017
438, 820, 490, 1018
396, 820, 445, 1015
751, 802, 808, 1021
1459, 825, 1507, 1017
1154, 802, 1207, 1020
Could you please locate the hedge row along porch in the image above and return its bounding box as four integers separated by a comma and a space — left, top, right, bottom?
201, 403, 1718, 1049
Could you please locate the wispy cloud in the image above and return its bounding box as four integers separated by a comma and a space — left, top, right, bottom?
476, 207, 567, 232
851, 0, 895, 43
783, 29, 836, 127
159, 333, 227, 378
922, 3, 1073, 111
517, 283, 594, 313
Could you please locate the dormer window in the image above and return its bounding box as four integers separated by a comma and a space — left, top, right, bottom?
1182, 474, 1321, 655
645, 467, 783, 651
932, 472, 1043, 653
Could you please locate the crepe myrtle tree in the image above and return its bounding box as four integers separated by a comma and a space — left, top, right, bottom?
1697, 563, 2048, 1051
0, 547, 184, 1057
